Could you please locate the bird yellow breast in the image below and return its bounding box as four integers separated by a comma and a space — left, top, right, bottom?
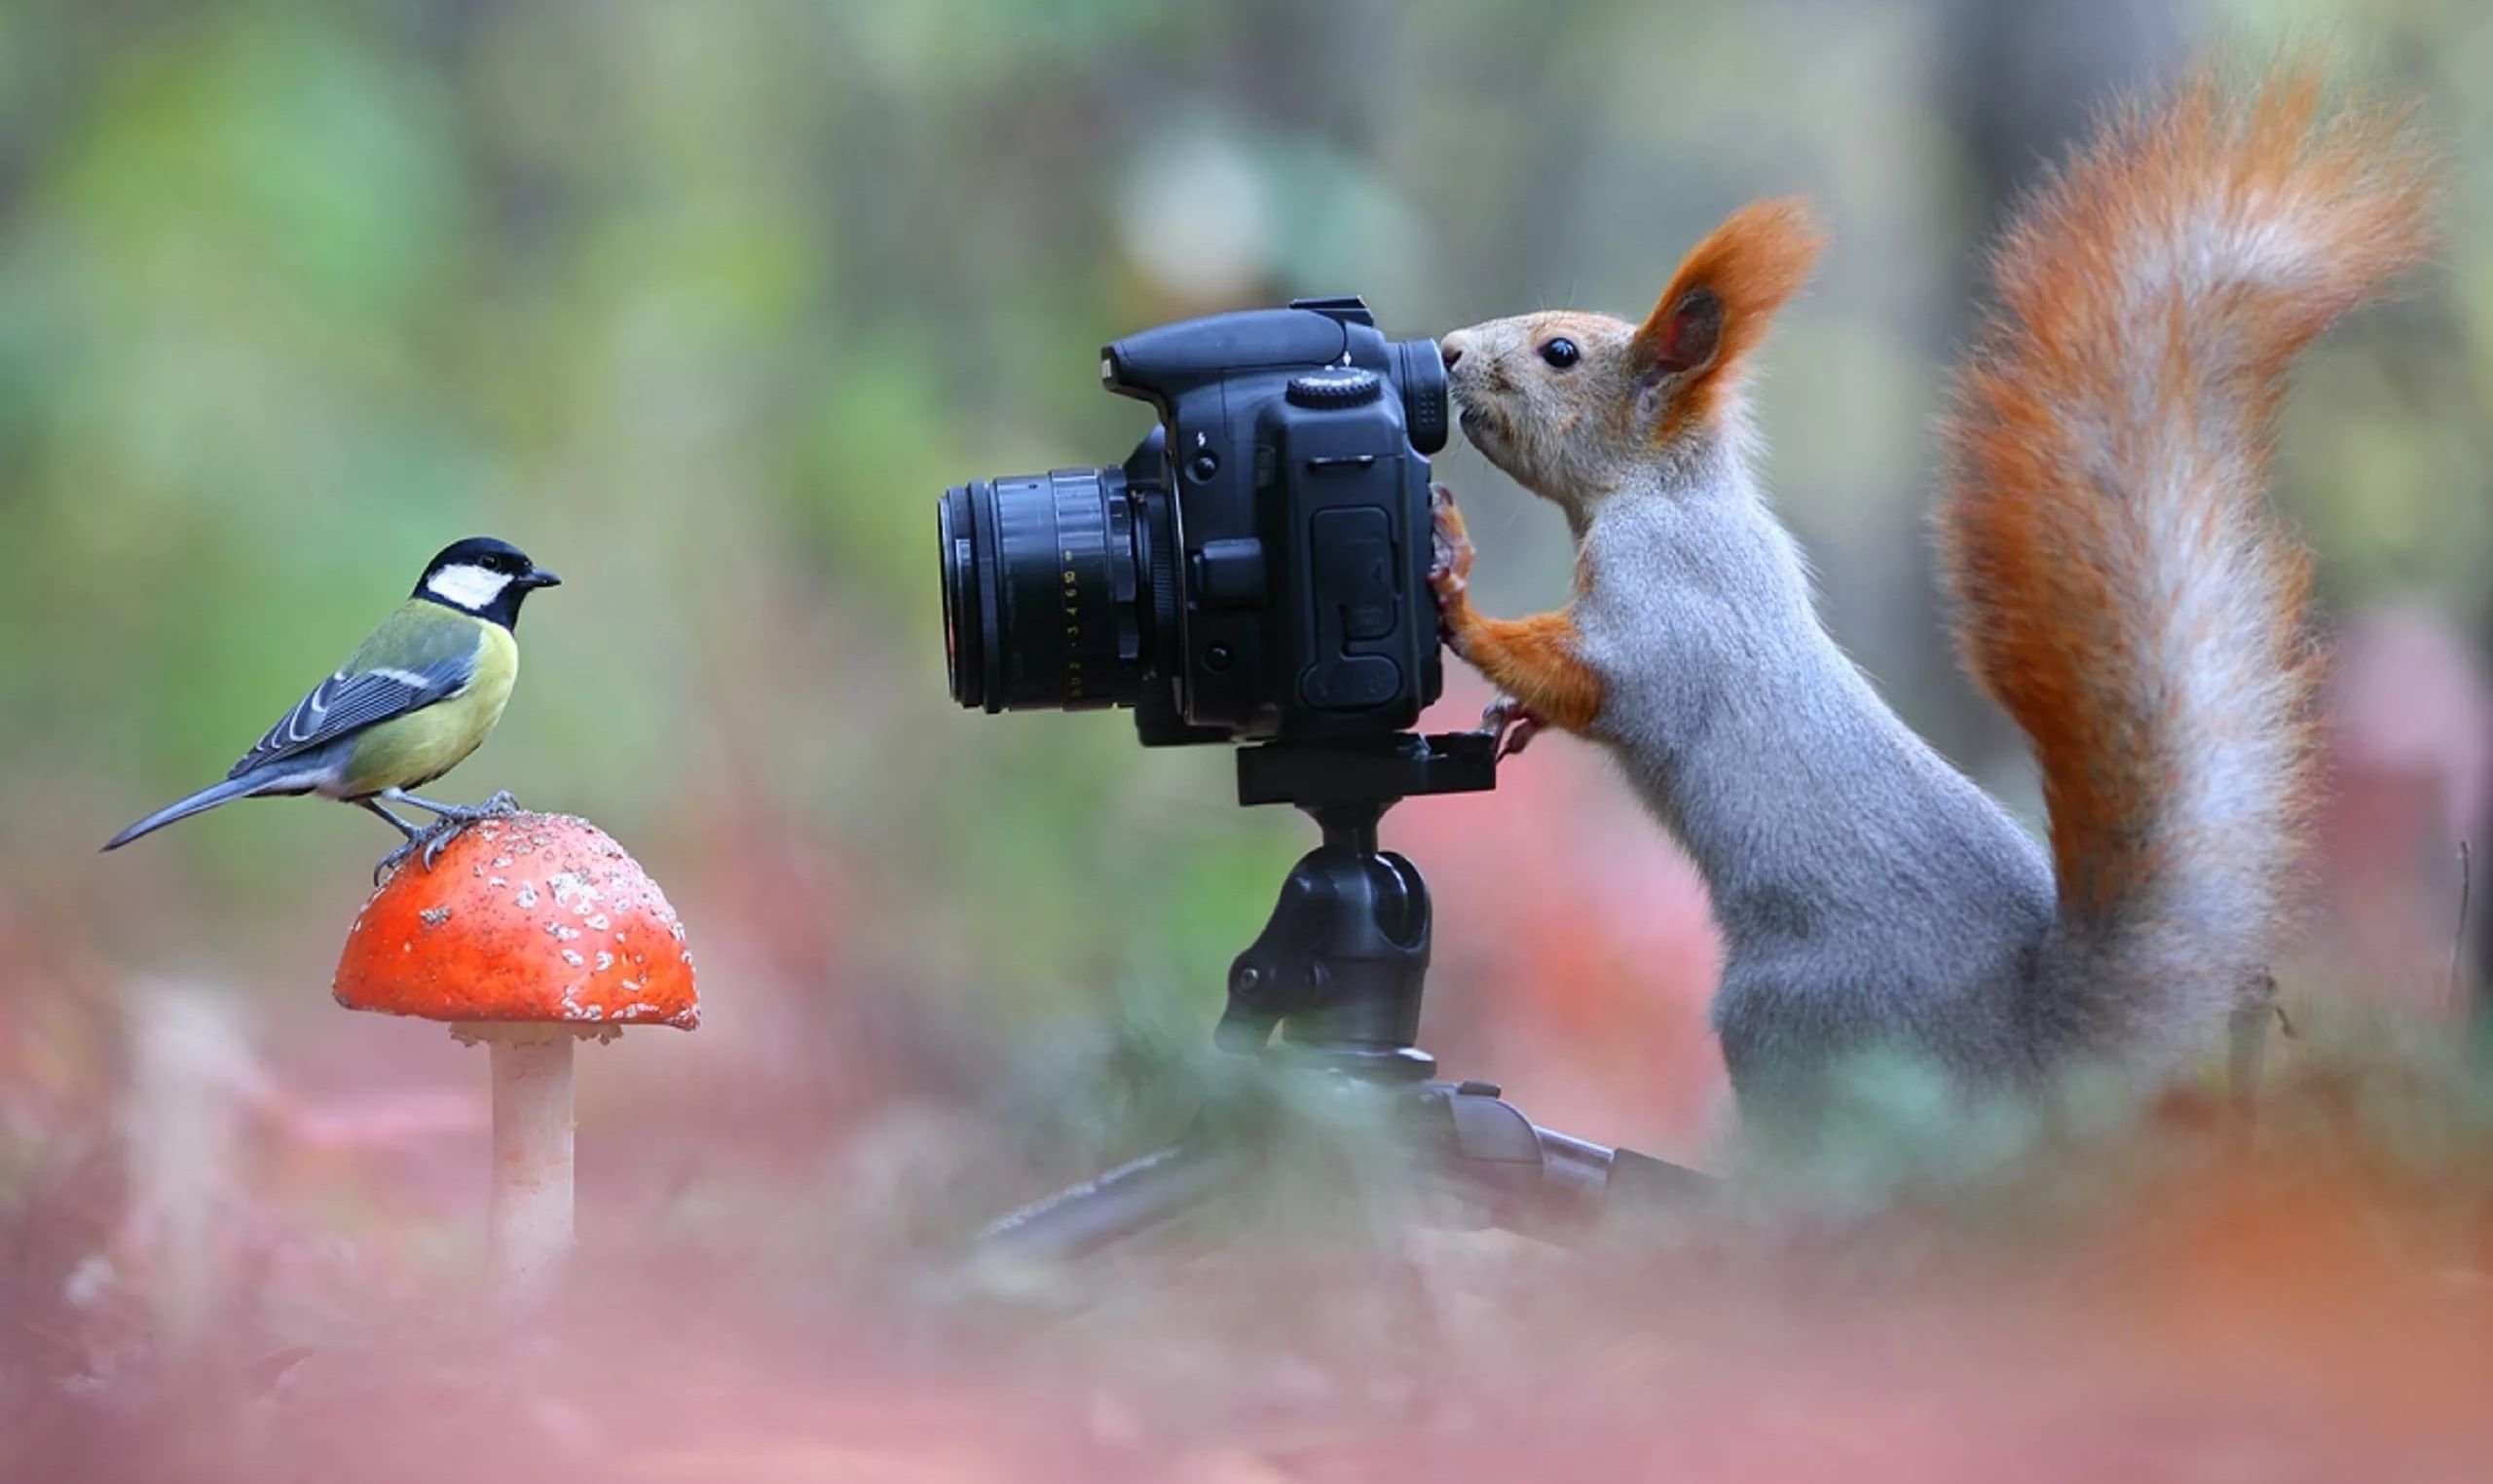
340, 624, 519, 796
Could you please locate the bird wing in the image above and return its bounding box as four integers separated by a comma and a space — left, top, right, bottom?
226, 605, 482, 778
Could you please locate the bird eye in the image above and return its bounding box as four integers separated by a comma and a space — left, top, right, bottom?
1538, 338, 1581, 370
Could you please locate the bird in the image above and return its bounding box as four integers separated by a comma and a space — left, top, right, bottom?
103, 537, 561, 883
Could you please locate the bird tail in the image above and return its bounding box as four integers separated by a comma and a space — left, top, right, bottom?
102, 765, 320, 852
1938, 60, 2436, 1057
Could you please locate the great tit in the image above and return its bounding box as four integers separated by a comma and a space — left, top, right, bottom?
103, 538, 560, 881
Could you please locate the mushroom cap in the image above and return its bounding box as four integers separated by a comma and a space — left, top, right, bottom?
333, 812, 698, 1029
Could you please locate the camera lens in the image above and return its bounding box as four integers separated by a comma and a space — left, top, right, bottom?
939, 467, 1171, 713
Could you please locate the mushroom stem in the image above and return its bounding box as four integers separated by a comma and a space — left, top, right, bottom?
461, 1022, 576, 1297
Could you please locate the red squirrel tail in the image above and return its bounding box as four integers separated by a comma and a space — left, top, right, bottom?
1939, 60, 2435, 1048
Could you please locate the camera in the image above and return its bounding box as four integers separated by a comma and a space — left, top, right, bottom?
938, 296, 1451, 745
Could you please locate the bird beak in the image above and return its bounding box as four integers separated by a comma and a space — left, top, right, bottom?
522, 570, 562, 589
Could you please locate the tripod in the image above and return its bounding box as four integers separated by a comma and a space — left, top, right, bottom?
975, 730, 1709, 1264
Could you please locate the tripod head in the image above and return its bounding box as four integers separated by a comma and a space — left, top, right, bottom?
1216, 731, 1497, 1079
1233, 729, 1500, 816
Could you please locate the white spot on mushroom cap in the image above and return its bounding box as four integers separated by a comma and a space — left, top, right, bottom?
548, 871, 602, 915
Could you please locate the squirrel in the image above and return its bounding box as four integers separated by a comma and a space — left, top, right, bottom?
1426, 64, 2437, 1133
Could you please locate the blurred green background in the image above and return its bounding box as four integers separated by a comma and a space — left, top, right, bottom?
2, 0, 2489, 1223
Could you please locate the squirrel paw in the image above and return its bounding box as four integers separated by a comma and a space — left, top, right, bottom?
1428, 484, 1475, 647
1481, 694, 1544, 760
1429, 483, 1474, 593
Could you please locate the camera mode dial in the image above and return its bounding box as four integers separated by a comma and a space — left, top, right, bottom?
1285, 368, 1384, 409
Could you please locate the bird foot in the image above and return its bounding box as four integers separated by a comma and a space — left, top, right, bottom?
428, 790, 520, 826
371, 794, 524, 886
373, 834, 426, 888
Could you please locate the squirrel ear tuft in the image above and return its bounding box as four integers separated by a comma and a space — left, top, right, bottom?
1629, 197, 1824, 401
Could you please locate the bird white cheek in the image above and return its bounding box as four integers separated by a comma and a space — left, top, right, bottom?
425, 564, 512, 610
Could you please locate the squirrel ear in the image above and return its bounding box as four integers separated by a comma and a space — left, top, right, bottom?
1627, 198, 1824, 420
1636, 287, 1726, 382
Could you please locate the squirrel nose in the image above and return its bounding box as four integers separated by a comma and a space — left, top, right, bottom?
1440, 338, 1465, 371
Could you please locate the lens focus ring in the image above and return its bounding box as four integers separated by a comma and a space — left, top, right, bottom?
935, 466, 1152, 713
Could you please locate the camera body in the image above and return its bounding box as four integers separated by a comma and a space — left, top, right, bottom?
940, 297, 1451, 745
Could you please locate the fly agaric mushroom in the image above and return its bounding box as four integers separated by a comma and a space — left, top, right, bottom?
333, 812, 696, 1294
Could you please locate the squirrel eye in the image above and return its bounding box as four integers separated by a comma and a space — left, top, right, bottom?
1538, 337, 1581, 370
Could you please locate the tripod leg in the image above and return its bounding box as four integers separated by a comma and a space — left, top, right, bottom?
1411, 1083, 1714, 1243
973, 1142, 1238, 1266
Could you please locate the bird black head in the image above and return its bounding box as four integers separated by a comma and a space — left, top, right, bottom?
414, 538, 561, 629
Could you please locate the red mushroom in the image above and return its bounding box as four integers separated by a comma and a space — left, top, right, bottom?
334, 811, 696, 1294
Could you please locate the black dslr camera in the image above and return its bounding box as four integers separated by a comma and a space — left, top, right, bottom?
938, 296, 1451, 745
